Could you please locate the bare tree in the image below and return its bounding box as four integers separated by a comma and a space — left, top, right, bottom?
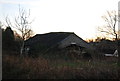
98, 10, 118, 40
14, 6, 33, 55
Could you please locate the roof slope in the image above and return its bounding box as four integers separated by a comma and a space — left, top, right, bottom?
25, 32, 74, 47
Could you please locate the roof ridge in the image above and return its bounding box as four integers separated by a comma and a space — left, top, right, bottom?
36, 32, 75, 35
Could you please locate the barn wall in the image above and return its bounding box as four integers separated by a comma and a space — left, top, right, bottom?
58, 34, 90, 48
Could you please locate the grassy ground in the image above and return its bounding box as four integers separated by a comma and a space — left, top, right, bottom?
2, 52, 119, 79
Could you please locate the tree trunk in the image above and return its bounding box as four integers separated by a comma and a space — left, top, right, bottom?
20, 41, 24, 56
115, 34, 118, 41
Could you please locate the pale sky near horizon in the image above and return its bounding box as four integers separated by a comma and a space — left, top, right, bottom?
0, 0, 119, 40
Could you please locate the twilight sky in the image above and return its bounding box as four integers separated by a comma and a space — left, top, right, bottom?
0, 0, 119, 40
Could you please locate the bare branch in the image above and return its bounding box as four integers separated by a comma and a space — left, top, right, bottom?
98, 10, 118, 40
5, 16, 13, 27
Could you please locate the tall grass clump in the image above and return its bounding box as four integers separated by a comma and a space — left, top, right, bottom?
3, 52, 119, 79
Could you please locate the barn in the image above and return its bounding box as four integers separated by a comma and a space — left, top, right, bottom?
24, 32, 93, 58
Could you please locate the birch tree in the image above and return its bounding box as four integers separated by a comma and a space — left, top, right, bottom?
15, 6, 33, 55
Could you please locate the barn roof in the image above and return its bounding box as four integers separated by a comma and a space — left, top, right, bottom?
25, 32, 75, 47
24, 32, 94, 50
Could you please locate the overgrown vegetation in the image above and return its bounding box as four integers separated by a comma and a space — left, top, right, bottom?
3, 51, 119, 79
2, 26, 119, 79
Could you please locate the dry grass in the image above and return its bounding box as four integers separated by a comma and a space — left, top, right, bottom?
2, 52, 119, 79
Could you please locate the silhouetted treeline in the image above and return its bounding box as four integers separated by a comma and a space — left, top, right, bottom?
2, 27, 22, 53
